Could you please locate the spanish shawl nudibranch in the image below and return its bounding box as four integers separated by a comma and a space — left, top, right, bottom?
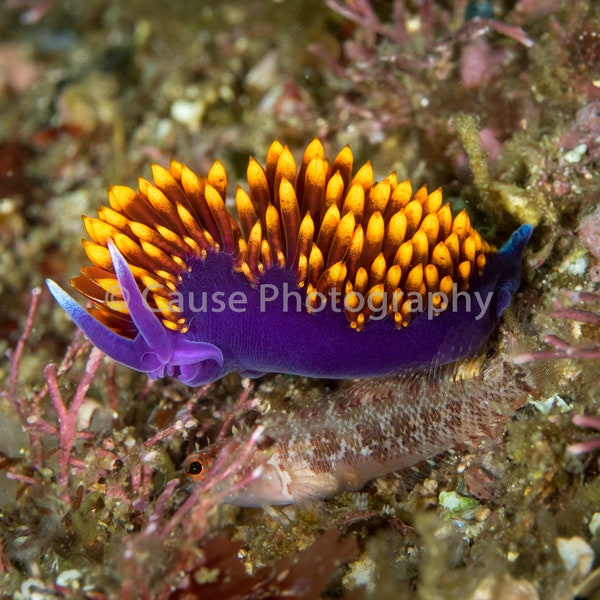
47, 138, 532, 386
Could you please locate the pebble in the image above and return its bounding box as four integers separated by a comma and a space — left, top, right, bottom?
555, 536, 594, 580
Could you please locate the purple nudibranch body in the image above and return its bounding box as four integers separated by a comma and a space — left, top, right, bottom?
46, 139, 532, 386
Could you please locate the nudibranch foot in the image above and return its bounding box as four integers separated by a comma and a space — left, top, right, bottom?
47, 138, 532, 386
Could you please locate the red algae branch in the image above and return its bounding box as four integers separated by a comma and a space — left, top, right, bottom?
515, 290, 600, 363
568, 415, 600, 455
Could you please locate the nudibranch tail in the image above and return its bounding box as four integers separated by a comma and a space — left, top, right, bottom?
184, 357, 532, 507
481, 223, 533, 318
47, 138, 532, 385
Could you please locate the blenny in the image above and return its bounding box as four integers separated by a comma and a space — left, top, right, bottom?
47, 138, 532, 386
184, 356, 531, 506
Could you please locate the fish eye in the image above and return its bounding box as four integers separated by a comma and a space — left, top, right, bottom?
188, 460, 203, 475
183, 452, 212, 482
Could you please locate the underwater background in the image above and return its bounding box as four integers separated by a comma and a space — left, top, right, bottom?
0, 1, 599, 598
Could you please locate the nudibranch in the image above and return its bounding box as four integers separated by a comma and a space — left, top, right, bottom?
184, 357, 532, 506
47, 138, 532, 386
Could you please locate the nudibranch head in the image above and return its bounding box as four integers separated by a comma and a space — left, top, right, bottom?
47, 138, 532, 386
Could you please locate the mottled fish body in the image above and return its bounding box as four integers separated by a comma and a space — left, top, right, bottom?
184, 358, 530, 506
